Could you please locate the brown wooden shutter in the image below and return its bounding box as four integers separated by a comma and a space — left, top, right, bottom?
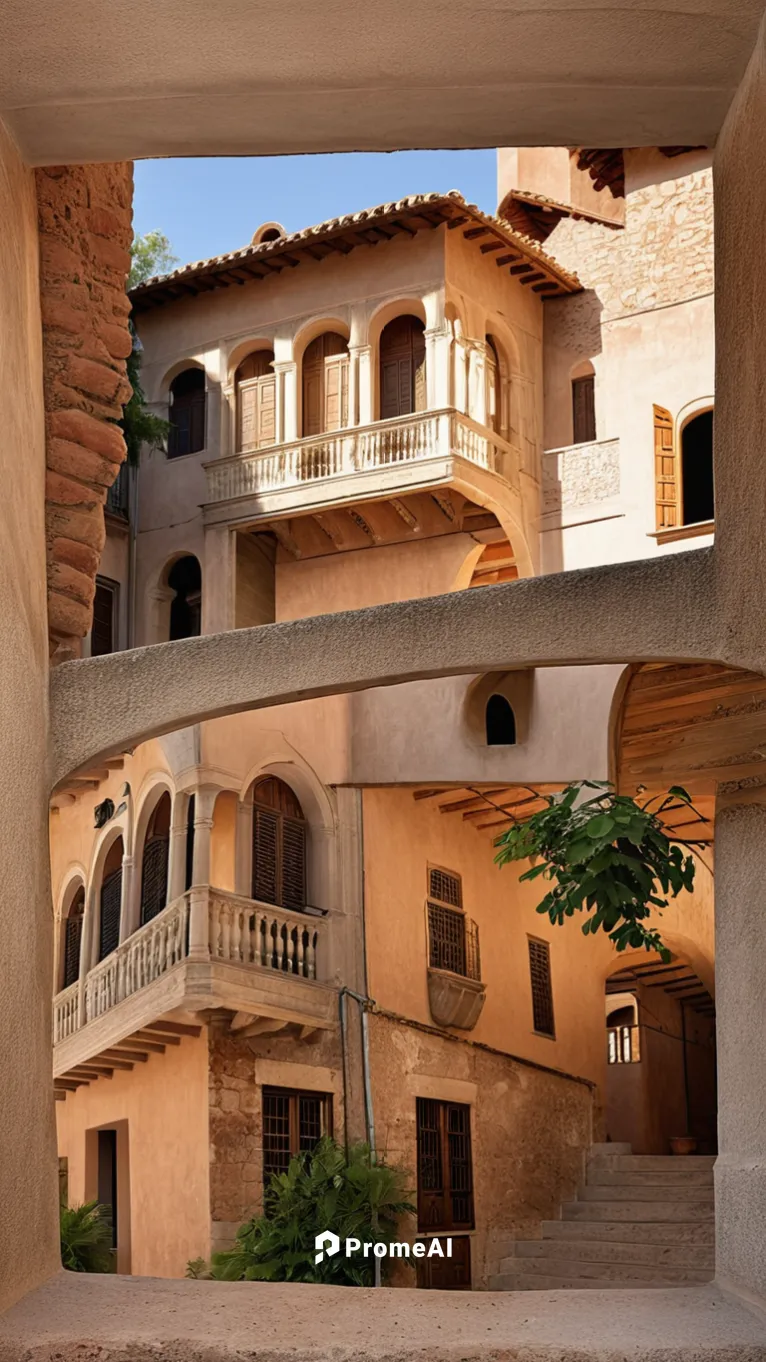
257, 375, 277, 446
528, 937, 555, 1037
238, 382, 258, 451
654, 403, 678, 530
252, 808, 279, 905
324, 354, 349, 431
63, 899, 84, 989
140, 835, 169, 925
572, 375, 596, 444
91, 580, 116, 657
281, 817, 307, 911
99, 867, 122, 961
380, 317, 426, 418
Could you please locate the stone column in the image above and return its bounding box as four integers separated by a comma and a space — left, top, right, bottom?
714, 795, 766, 1298
187, 786, 218, 962
279, 361, 299, 442
167, 792, 189, 901
78, 884, 99, 1026
221, 382, 235, 455
118, 852, 137, 941
148, 584, 175, 645
425, 326, 452, 410
204, 378, 222, 459
201, 524, 236, 634
234, 798, 253, 895
468, 342, 488, 426
355, 345, 373, 425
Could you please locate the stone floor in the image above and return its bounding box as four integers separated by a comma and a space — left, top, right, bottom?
2, 1275, 766, 1361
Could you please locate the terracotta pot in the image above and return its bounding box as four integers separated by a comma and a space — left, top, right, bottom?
669, 1135, 698, 1156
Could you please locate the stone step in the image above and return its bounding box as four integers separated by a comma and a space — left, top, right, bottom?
562, 1198, 714, 1222
492, 1255, 714, 1286
540, 1219, 715, 1245
588, 1142, 633, 1157
498, 1238, 715, 1270
579, 1182, 714, 1203
587, 1166, 714, 1188
588, 1154, 716, 1173
489, 1271, 711, 1291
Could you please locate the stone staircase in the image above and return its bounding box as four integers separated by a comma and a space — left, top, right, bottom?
489, 1143, 715, 1290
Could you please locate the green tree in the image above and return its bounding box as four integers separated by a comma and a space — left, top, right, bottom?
119, 231, 178, 464
60, 1201, 114, 1273
207, 1138, 415, 1286
494, 781, 698, 959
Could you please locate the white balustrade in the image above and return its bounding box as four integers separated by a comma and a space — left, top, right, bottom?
205, 409, 520, 505
53, 981, 80, 1044
54, 888, 327, 1044
208, 891, 322, 980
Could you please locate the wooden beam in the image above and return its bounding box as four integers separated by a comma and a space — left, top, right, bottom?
463, 226, 490, 239
519, 271, 546, 285
133, 1028, 179, 1047
389, 498, 420, 532
106, 1046, 149, 1062
272, 521, 302, 559
495, 253, 521, 266
480, 240, 505, 254
125, 1034, 167, 1052
413, 788, 451, 800
55, 1090, 66, 1101
69, 1064, 114, 1078
438, 787, 516, 813
94, 1052, 134, 1070
446, 215, 470, 229
145, 1020, 202, 1038
510, 263, 534, 275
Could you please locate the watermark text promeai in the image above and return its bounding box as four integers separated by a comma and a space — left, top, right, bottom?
315, 1231, 453, 1264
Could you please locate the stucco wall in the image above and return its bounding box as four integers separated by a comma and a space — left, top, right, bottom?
0, 118, 61, 1311
56, 1029, 211, 1277
368, 1011, 593, 1287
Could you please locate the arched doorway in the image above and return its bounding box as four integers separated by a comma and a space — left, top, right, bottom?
379, 315, 426, 419
61, 884, 85, 989
98, 837, 124, 962
235, 350, 276, 451
251, 775, 307, 912
604, 956, 717, 1154
168, 368, 206, 457
139, 792, 171, 925
302, 332, 349, 436
168, 555, 201, 640
681, 409, 714, 525
485, 693, 516, 745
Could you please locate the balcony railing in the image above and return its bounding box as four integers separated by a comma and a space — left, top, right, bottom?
205, 409, 520, 507
53, 888, 327, 1046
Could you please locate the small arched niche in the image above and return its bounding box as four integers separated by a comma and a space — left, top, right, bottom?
139, 792, 171, 926
485, 693, 517, 746
302, 332, 349, 436
379, 315, 426, 419
98, 837, 124, 962
168, 555, 202, 640
168, 367, 206, 458
681, 408, 714, 526
235, 350, 276, 452
61, 884, 85, 990
251, 775, 307, 913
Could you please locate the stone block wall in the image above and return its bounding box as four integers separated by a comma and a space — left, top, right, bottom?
36, 163, 133, 655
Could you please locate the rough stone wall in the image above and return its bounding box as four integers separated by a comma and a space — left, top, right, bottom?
368, 1012, 594, 1288
547, 164, 713, 321
35, 163, 133, 655
208, 1023, 343, 1245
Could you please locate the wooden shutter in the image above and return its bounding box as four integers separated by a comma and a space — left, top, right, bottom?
238, 382, 258, 451
416, 1098, 474, 1233
528, 937, 555, 1037
91, 580, 116, 657
380, 317, 426, 418
572, 375, 596, 444
324, 354, 349, 431
281, 817, 307, 912
257, 376, 277, 446
654, 403, 678, 529
140, 835, 169, 925
63, 912, 83, 989
252, 807, 280, 905
99, 867, 122, 961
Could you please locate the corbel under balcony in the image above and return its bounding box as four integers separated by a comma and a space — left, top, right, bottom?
53, 887, 336, 1088
427, 966, 487, 1030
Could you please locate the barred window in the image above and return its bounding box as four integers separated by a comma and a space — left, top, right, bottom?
528, 937, 555, 1037
62, 886, 85, 989
427, 867, 480, 982
416, 1097, 474, 1232
262, 1086, 332, 1187
139, 792, 170, 926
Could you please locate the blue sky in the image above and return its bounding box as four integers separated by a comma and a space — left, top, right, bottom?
133, 150, 497, 269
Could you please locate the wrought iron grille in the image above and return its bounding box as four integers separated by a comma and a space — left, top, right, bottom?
262, 1087, 332, 1187
528, 937, 555, 1037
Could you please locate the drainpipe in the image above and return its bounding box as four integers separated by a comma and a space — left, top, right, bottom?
127, 460, 139, 649
338, 985, 380, 1287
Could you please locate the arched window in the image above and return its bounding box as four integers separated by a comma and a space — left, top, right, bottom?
485, 694, 517, 746
236, 350, 276, 452
168, 555, 202, 640
485, 336, 501, 434
168, 368, 206, 458
62, 886, 85, 989
252, 776, 307, 912
379, 316, 426, 419
140, 793, 171, 925
302, 333, 349, 436
681, 409, 714, 526
99, 838, 124, 962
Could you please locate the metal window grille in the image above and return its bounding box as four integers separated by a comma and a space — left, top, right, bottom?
140, 835, 169, 925
91, 579, 117, 657
528, 937, 555, 1037
262, 1087, 332, 1187
416, 1097, 474, 1232
428, 867, 462, 908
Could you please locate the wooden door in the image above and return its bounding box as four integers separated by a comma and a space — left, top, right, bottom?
236, 352, 276, 451
379, 316, 426, 419
654, 403, 678, 529
302, 333, 349, 436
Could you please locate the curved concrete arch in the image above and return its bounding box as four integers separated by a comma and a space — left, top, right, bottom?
51, 547, 730, 789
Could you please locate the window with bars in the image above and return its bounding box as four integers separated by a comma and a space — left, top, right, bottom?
91, 578, 118, 656
252, 777, 307, 912
416, 1097, 474, 1233
426, 867, 481, 982
262, 1086, 332, 1188
62, 886, 85, 989
528, 937, 555, 1037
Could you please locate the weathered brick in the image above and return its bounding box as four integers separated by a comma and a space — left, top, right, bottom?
90, 235, 132, 277
95, 318, 134, 359
39, 238, 85, 281
49, 408, 126, 462
41, 298, 89, 336
47, 589, 92, 640
48, 559, 96, 606
46, 470, 104, 509
47, 436, 120, 489
46, 505, 106, 554
64, 354, 132, 406
52, 537, 101, 577
86, 207, 128, 240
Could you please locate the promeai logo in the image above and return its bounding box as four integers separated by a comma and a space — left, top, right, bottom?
314, 1232, 452, 1262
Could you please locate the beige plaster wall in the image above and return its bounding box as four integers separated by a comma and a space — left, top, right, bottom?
0, 118, 61, 1310
368, 1011, 593, 1287
56, 1030, 211, 1277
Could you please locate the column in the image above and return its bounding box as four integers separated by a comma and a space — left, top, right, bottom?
453, 336, 469, 414
425, 326, 452, 410
467, 342, 488, 426
118, 852, 137, 942
78, 885, 99, 1027
201, 523, 236, 634
355, 345, 373, 425
148, 584, 175, 645
714, 795, 766, 1298
188, 786, 218, 962
221, 382, 235, 455
234, 798, 253, 896
167, 792, 189, 901
276, 361, 299, 442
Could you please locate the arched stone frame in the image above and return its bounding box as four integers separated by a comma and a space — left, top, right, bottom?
677, 397, 715, 528
128, 772, 176, 937
54, 866, 87, 994
291, 316, 352, 439
82, 799, 133, 973
462, 669, 533, 747
148, 550, 203, 645
236, 743, 338, 920
367, 295, 432, 421
150, 358, 209, 461
224, 338, 279, 454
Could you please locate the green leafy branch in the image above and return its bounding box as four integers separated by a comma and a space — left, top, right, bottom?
494, 781, 700, 960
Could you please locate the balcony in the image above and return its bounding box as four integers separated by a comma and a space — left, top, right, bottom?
204, 408, 521, 527
53, 888, 335, 1084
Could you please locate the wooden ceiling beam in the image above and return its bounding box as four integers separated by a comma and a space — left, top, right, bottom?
463, 226, 490, 240
145, 1020, 202, 1038
94, 1052, 134, 1070
106, 1046, 149, 1062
